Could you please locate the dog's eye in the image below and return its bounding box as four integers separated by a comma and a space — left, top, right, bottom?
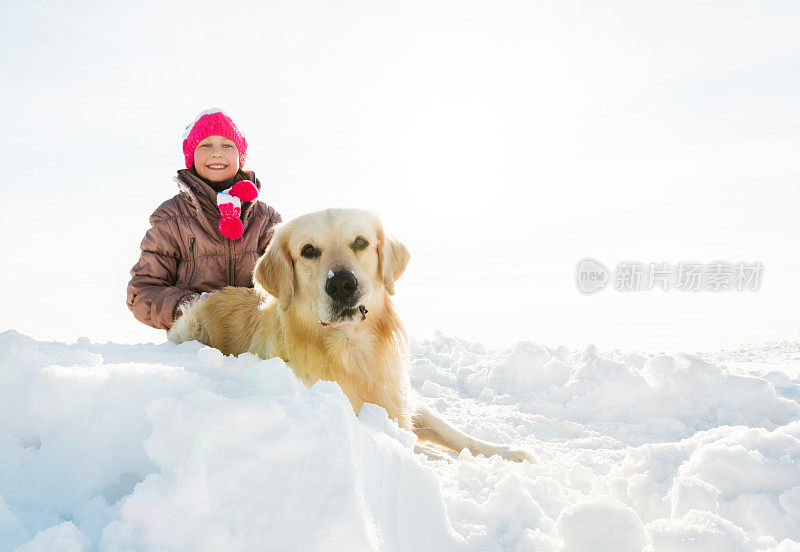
301, 244, 321, 259
352, 237, 369, 252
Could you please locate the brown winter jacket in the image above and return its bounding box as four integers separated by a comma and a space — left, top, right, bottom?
126, 169, 282, 330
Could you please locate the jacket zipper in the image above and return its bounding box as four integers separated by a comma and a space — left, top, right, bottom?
227, 238, 233, 285
188, 237, 196, 284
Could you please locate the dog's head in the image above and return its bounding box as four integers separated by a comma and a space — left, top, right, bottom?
253, 208, 409, 327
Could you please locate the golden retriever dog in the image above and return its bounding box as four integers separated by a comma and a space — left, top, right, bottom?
169, 208, 532, 462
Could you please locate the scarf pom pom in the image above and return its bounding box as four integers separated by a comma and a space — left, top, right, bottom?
219, 216, 244, 240
229, 180, 258, 202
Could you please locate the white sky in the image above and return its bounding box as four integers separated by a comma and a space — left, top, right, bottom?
1, 0, 798, 353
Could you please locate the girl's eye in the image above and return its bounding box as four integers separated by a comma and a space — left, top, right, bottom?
352, 237, 369, 251
223, 144, 234, 148
199, 144, 211, 147
301, 244, 321, 259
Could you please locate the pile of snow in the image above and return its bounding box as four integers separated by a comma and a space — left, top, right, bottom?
1, 329, 799, 551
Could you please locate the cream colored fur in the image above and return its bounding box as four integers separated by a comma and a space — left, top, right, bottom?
169, 208, 532, 462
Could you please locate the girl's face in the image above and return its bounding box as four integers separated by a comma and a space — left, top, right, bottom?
193, 135, 240, 182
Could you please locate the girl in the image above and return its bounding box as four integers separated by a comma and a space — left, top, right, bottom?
127, 109, 282, 330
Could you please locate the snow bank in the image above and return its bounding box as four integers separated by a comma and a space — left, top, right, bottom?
1, 329, 800, 551
100, 386, 461, 551
410, 333, 800, 551
411, 336, 800, 442
0, 331, 461, 552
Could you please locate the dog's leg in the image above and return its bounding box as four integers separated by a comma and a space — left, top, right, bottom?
412, 404, 535, 463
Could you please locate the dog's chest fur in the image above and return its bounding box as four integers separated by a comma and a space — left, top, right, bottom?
256, 310, 412, 430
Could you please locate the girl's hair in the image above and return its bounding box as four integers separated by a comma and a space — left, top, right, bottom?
233, 169, 253, 183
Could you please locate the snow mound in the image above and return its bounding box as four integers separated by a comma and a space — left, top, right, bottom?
0, 331, 461, 552
1, 329, 800, 551
556, 495, 648, 552
101, 383, 461, 551
646, 509, 755, 552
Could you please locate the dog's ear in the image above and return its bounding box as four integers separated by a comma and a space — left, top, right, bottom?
253, 227, 294, 308
377, 228, 410, 295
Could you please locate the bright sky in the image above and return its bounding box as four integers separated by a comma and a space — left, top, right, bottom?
1, 1, 798, 353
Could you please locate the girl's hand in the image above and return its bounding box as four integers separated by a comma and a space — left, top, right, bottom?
174, 292, 212, 321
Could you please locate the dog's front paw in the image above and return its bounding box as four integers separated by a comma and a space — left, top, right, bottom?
414, 443, 453, 463
495, 446, 537, 463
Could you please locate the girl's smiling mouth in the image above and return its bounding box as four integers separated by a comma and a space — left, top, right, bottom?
207, 164, 228, 170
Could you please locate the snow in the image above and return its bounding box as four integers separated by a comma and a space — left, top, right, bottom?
556, 495, 648, 552
1, 329, 799, 551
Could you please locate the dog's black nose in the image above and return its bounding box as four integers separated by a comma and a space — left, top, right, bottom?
326, 269, 358, 302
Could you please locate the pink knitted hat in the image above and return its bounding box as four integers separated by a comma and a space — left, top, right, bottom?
182, 108, 248, 169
